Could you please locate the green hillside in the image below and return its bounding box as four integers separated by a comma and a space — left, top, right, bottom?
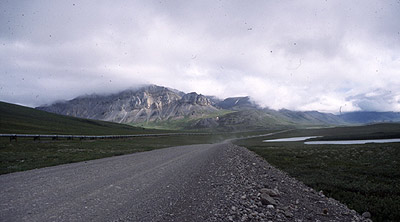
215, 109, 293, 130
0, 101, 165, 135
134, 109, 295, 131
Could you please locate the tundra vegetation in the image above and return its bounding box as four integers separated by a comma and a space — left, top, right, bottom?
234, 125, 400, 222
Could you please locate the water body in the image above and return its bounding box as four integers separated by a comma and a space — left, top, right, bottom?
305, 139, 400, 145
263, 137, 400, 144
263, 136, 321, 142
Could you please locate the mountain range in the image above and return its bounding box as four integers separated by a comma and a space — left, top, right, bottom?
37, 85, 400, 131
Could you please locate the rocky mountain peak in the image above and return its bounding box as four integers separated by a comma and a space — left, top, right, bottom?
37, 85, 217, 124
180, 92, 212, 106
217, 96, 258, 110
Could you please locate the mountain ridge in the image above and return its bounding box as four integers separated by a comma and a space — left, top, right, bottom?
37, 85, 218, 125
36, 85, 400, 130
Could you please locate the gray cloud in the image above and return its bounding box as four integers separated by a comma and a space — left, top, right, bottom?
1, 0, 400, 112
347, 89, 400, 112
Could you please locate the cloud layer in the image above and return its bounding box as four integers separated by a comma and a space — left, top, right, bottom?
1, 0, 400, 113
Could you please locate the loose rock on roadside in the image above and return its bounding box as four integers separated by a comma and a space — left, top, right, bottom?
204, 143, 364, 222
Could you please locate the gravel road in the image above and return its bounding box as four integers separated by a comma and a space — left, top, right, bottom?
0, 142, 364, 222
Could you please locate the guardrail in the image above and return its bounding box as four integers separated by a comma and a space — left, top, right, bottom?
0, 133, 210, 142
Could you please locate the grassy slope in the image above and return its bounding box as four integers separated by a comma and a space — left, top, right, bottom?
135, 109, 298, 131
234, 123, 400, 222
0, 101, 169, 135
216, 109, 294, 130
131, 109, 236, 131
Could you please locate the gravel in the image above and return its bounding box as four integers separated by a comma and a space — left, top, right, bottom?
180, 142, 365, 222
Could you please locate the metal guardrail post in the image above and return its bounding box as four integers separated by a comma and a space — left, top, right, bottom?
10, 135, 17, 142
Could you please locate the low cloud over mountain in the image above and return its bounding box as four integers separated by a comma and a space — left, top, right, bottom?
37, 85, 400, 130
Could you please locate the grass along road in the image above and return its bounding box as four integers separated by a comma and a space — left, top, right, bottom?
234, 126, 400, 222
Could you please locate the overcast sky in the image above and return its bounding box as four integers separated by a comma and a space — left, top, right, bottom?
1, 0, 400, 113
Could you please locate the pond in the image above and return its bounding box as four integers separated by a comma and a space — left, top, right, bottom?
305, 139, 400, 145
263, 136, 321, 142
263, 137, 400, 144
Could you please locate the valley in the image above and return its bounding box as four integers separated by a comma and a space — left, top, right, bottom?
1, 89, 400, 221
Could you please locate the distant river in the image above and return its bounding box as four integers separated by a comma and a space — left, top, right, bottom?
263, 136, 321, 142
305, 139, 400, 145
263, 137, 400, 144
